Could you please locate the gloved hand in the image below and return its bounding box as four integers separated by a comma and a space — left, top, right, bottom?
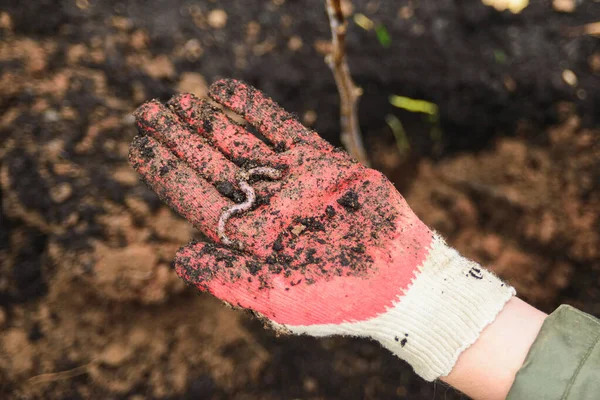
129, 79, 515, 381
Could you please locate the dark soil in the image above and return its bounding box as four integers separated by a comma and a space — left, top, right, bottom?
0, 0, 599, 399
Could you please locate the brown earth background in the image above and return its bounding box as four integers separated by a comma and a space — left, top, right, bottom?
0, 0, 599, 398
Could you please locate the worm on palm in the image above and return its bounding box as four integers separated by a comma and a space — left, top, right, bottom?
218, 167, 282, 250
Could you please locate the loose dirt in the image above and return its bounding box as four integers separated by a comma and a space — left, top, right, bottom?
0, 1, 598, 398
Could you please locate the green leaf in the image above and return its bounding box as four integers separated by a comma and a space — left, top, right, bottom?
375, 24, 391, 48
494, 49, 506, 64
353, 13, 374, 31
389, 95, 438, 116
385, 114, 410, 155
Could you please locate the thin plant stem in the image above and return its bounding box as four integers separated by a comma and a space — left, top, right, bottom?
325, 0, 370, 166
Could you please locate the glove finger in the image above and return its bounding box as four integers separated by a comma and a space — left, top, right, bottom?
129, 135, 231, 241
135, 100, 247, 202
168, 94, 277, 163
209, 79, 332, 151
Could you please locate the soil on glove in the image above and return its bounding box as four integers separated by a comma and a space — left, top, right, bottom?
1, 0, 599, 399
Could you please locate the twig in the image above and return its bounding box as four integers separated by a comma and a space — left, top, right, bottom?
218, 167, 282, 250
27, 359, 97, 385
325, 0, 370, 166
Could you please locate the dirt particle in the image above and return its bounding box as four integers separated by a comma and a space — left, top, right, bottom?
305, 248, 318, 264
295, 217, 325, 232
268, 264, 282, 274
216, 181, 244, 202
272, 236, 284, 251
202, 116, 214, 134
0, 12, 13, 31
562, 69, 578, 87
274, 141, 287, 152
287, 35, 303, 51
290, 224, 306, 236
133, 136, 155, 160
337, 190, 360, 211
553, 0, 576, 13
159, 160, 176, 177
49, 182, 72, 203
468, 267, 483, 279
100, 342, 133, 366
325, 205, 336, 217
351, 244, 365, 254
207, 9, 228, 29
339, 253, 350, 267
246, 261, 261, 276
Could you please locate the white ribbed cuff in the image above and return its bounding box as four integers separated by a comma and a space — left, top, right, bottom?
371, 234, 515, 380
281, 234, 515, 381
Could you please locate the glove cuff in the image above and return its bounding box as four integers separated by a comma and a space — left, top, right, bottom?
371, 233, 515, 380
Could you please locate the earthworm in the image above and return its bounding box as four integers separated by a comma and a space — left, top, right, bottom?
218, 167, 282, 250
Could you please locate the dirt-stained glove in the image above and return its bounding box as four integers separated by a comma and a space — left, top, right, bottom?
129, 79, 515, 381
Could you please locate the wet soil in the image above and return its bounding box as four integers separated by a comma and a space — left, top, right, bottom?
0, 0, 599, 399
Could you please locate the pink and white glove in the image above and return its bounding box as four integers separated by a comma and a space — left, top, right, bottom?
129, 79, 515, 381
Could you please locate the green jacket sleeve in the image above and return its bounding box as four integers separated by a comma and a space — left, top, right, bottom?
507, 305, 600, 400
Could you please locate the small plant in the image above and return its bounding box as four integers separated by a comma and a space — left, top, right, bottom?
353, 13, 391, 48
324, 0, 370, 166
494, 49, 507, 64
385, 114, 410, 158
389, 95, 443, 155
374, 24, 391, 48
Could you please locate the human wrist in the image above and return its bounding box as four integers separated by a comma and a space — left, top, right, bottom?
441, 297, 547, 400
